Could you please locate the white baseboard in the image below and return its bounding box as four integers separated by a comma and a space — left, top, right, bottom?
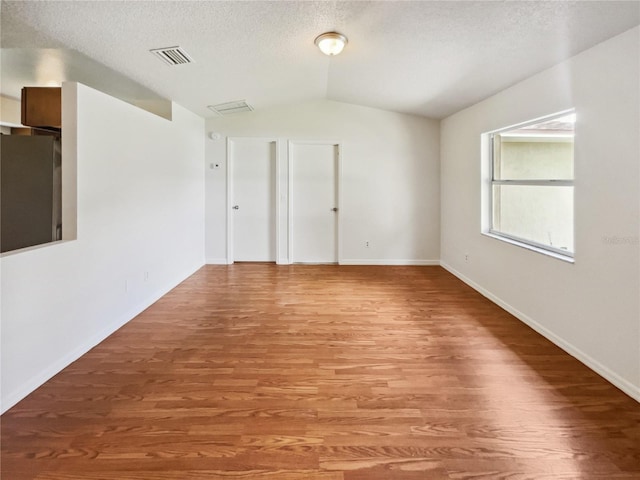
206, 259, 439, 266
206, 258, 230, 265
340, 259, 440, 266
1, 262, 204, 414
1, 313, 134, 414
207, 259, 292, 265
440, 261, 640, 403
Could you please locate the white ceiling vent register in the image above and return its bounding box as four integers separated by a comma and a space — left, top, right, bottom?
207, 100, 254, 116
149, 46, 193, 66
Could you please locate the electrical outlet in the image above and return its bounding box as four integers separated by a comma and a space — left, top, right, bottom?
464, 253, 469, 262
365, 241, 370, 248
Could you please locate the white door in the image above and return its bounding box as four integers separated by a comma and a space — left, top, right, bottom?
230, 138, 276, 262
290, 142, 339, 263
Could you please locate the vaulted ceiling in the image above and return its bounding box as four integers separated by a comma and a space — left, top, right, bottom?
2, 1, 639, 119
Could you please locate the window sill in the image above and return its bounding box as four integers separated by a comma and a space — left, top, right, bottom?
482, 232, 575, 264
0, 239, 73, 258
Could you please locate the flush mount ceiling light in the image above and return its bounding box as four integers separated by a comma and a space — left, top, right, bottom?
314, 32, 348, 56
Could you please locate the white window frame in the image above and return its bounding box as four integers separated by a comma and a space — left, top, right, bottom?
485, 110, 575, 262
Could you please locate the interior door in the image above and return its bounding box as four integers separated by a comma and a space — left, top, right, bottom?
290, 142, 338, 263
231, 138, 276, 262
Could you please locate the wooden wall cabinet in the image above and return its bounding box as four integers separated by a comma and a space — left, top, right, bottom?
21, 87, 61, 128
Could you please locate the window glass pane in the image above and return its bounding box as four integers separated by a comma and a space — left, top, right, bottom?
493, 113, 575, 181
495, 138, 574, 180
492, 184, 574, 253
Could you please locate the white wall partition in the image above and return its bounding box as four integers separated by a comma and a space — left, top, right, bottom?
205, 100, 440, 265
440, 27, 640, 400
0, 83, 205, 412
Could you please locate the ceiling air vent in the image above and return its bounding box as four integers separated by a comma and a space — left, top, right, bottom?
207, 100, 254, 116
150, 46, 193, 66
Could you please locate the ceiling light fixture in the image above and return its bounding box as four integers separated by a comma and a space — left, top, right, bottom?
314, 32, 348, 56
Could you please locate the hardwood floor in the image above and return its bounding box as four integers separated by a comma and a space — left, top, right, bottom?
2, 265, 639, 479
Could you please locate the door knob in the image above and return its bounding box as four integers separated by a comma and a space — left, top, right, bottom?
232, 205, 239, 210
331, 207, 338, 212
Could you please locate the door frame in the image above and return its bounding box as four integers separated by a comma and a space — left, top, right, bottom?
226, 137, 281, 264
287, 140, 342, 264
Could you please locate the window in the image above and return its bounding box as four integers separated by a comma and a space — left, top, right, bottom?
487, 111, 575, 259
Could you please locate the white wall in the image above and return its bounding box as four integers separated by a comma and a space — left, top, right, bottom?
0, 82, 205, 412
440, 27, 640, 400
205, 100, 440, 265
0, 95, 21, 126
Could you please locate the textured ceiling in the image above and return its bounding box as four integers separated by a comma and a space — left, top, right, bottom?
2, 1, 639, 119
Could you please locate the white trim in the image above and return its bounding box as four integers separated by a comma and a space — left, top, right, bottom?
0, 239, 71, 258
440, 261, 640, 403
274, 140, 281, 264
337, 144, 343, 265
287, 141, 293, 263
486, 108, 576, 135
225, 137, 233, 264
340, 259, 440, 266
226, 137, 279, 265
205, 257, 229, 265
3, 318, 128, 413
287, 140, 342, 264
492, 179, 574, 187
1, 263, 205, 413
483, 231, 575, 262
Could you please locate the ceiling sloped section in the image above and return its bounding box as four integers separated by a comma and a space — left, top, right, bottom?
2, 0, 639, 119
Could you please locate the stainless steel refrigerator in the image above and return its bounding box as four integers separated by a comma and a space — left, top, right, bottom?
1, 134, 62, 253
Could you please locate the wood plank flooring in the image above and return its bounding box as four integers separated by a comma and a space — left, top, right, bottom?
2, 265, 639, 479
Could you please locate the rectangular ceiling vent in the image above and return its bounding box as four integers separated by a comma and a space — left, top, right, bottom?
150, 46, 193, 66
207, 100, 254, 116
